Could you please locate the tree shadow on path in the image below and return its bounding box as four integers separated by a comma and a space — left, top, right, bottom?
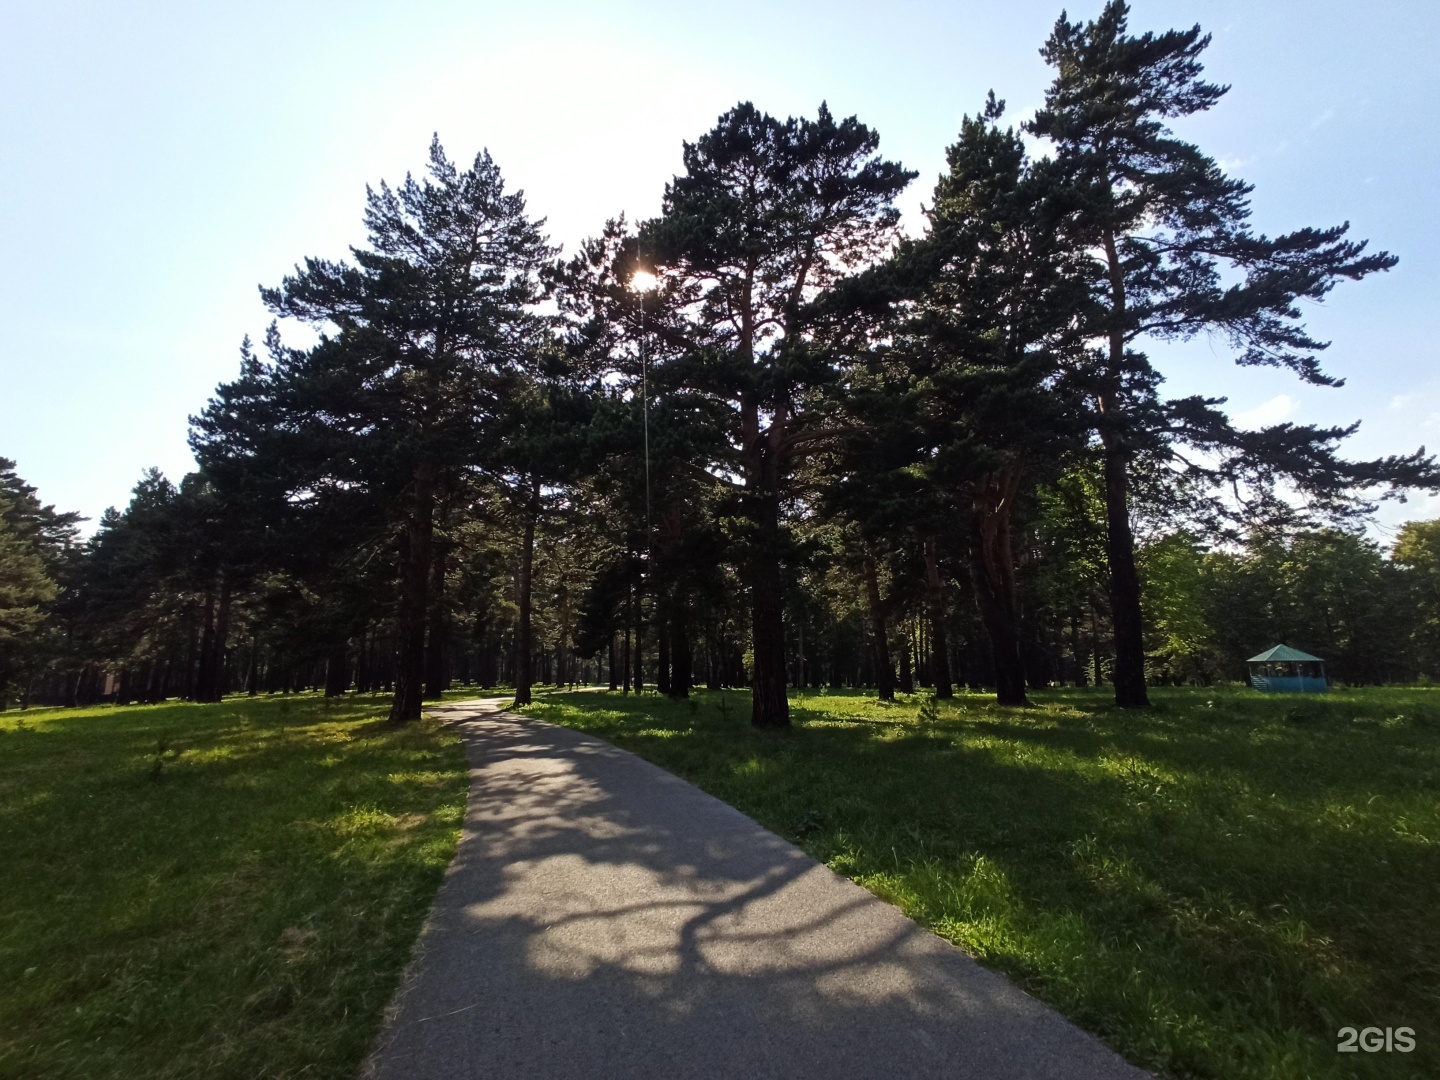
363, 702, 1148, 1080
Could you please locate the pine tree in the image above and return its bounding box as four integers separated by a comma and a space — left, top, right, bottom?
638, 102, 914, 727
487, 352, 597, 706
1029, 0, 1416, 707
0, 459, 79, 706
198, 138, 554, 722
891, 95, 1086, 706
0, 502, 57, 705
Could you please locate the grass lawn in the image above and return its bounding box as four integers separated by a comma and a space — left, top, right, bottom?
519, 684, 1439, 1080
0, 692, 471, 1080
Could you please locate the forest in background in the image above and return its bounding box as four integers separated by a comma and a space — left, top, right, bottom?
3, 1, 1439, 718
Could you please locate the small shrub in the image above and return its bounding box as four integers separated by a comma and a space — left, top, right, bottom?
1283, 702, 1324, 724
918, 695, 941, 727
147, 737, 172, 783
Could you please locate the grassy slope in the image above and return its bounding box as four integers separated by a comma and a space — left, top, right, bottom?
0, 693, 469, 1080
519, 685, 1438, 1080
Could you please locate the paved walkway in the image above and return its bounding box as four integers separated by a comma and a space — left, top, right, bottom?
364, 699, 1149, 1080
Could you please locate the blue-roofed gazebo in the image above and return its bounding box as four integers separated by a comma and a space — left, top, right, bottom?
1247, 645, 1328, 693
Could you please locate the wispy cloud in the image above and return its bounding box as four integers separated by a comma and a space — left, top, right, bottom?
1391, 394, 1413, 410
1233, 393, 1297, 430
1309, 108, 1336, 130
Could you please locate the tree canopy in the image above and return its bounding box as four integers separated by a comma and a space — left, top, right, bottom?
7, 5, 1438, 718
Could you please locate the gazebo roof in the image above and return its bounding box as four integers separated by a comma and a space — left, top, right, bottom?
1247, 644, 1323, 664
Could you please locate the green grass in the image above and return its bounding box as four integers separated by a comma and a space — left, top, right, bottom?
0, 693, 470, 1080
518, 684, 1439, 1080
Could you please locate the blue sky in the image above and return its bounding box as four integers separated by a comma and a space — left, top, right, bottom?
2, 0, 1437, 535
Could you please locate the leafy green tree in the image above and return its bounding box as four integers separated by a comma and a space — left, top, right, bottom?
1199, 527, 1405, 683
1136, 531, 1217, 683
1029, 0, 1426, 706
1031, 462, 1110, 685
1393, 519, 1440, 677
1283, 529, 1398, 683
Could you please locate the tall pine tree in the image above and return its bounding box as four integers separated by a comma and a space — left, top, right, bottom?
892, 95, 1086, 705
639, 103, 913, 728
199, 137, 554, 722
1029, 1, 1412, 707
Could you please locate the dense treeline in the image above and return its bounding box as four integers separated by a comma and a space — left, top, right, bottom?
5, 2, 1438, 718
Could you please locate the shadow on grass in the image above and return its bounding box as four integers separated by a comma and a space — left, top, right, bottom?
366, 701, 1143, 1080
0, 692, 469, 1080
514, 686, 1440, 1080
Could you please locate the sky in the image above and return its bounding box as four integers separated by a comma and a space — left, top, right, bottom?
2, 0, 1438, 537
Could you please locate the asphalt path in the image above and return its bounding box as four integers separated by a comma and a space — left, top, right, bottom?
363, 698, 1150, 1080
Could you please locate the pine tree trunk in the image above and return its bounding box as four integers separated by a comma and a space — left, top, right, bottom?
194, 585, 219, 702
863, 553, 894, 701
969, 473, 1028, 707
356, 630, 371, 693
622, 615, 632, 694
325, 639, 350, 697
632, 570, 645, 693
656, 600, 672, 696
917, 613, 930, 687
748, 457, 789, 728
211, 576, 232, 700
555, 586, 571, 687
390, 462, 436, 723
1101, 431, 1149, 707
608, 633, 618, 690
513, 479, 538, 707
197, 587, 217, 701
706, 629, 721, 690
473, 616, 493, 689
922, 538, 953, 699
1099, 227, 1150, 709
1091, 601, 1103, 687
187, 593, 211, 702
246, 636, 259, 696
669, 604, 691, 699
424, 543, 449, 699
1070, 613, 1085, 687
898, 627, 914, 693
